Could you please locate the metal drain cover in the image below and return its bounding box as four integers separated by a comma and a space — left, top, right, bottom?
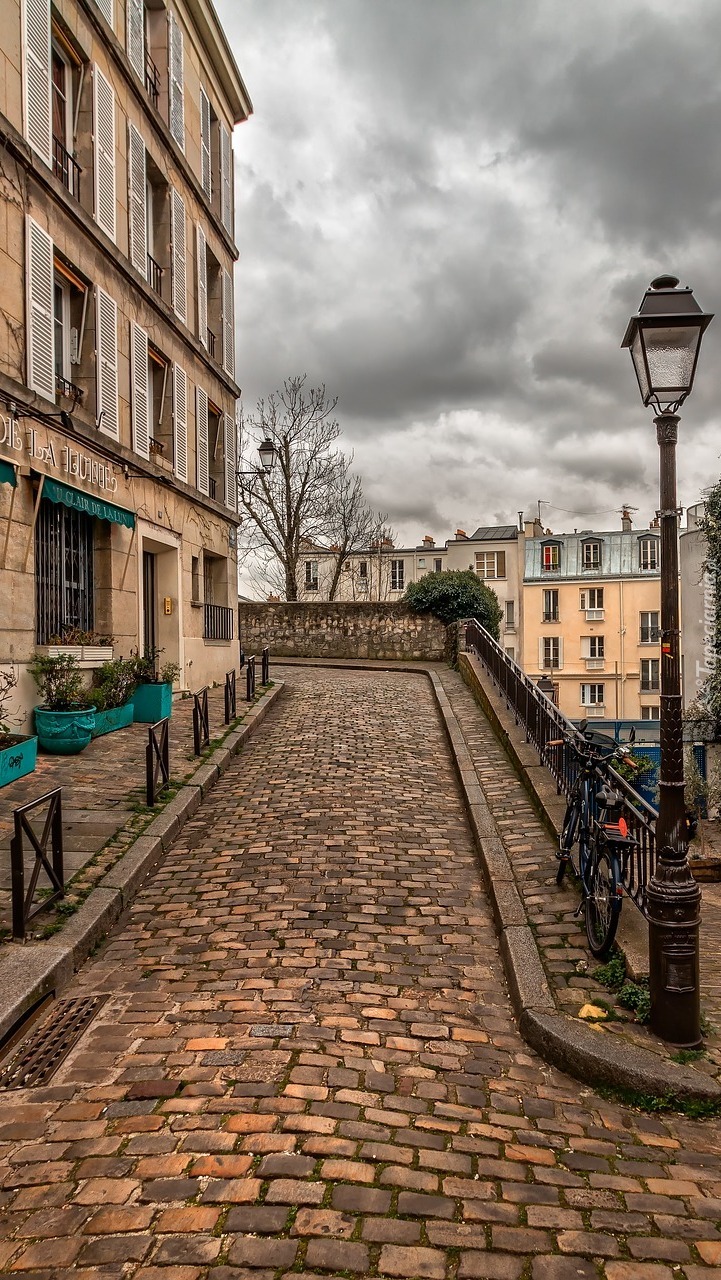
0, 996, 108, 1090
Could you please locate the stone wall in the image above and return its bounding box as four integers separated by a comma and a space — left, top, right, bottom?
238, 603, 449, 661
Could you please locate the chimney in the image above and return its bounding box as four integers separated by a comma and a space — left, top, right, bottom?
621, 507, 633, 532
524, 519, 545, 538
422, 535, 435, 548
456, 529, 467, 539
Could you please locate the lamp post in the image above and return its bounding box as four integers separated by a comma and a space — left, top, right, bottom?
622, 275, 713, 1047
239, 438, 277, 477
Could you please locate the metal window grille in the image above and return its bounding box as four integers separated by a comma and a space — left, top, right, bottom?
35, 499, 94, 644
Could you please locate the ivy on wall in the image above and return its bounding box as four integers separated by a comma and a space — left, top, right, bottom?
695, 479, 721, 739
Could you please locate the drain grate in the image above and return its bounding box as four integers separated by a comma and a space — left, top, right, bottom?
0, 995, 108, 1090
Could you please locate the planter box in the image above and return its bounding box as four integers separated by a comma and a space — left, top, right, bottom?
0, 734, 38, 788
35, 645, 114, 664
133, 682, 172, 723
34, 706, 96, 755
36, 645, 83, 660
91, 701, 135, 738
82, 646, 114, 663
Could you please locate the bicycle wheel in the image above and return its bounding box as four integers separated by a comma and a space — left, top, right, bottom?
557, 802, 578, 884
585, 845, 622, 958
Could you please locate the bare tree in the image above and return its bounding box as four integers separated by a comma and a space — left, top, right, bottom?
237, 377, 343, 601
325, 457, 390, 602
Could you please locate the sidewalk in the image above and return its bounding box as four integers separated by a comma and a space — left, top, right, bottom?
0, 682, 258, 939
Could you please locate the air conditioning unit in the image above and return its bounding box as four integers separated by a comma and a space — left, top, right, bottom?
585, 658, 605, 670
585, 609, 604, 621
584, 704, 604, 718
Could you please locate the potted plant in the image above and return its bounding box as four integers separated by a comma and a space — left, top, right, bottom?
37, 628, 114, 664
0, 668, 38, 787
30, 652, 96, 754
90, 658, 138, 737
131, 649, 181, 723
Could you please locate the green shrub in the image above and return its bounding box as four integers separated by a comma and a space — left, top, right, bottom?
91, 658, 138, 711
404, 569, 503, 636
29, 652, 90, 711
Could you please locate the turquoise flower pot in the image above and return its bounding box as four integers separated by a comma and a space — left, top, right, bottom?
34, 706, 96, 755
133, 682, 172, 723
91, 701, 135, 738
0, 735, 38, 787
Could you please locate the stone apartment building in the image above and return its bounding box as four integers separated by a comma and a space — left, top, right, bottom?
0, 0, 250, 726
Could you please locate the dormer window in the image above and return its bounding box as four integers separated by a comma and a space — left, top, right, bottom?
582, 539, 602, 570
639, 537, 659, 571
542, 542, 560, 572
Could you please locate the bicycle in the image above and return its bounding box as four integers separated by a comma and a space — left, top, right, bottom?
548, 720, 638, 959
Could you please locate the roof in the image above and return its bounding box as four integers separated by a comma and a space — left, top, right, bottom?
468, 525, 519, 542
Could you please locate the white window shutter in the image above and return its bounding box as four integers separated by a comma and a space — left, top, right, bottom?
126, 0, 144, 79
195, 386, 209, 495
200, 87, 212, 198
93, 66, 117, 243
127, 122, 147, 277
26, 217, 55, 399
96, 287, 119, 438
220, 122, 232, 233
171, 188, 187, 323
222, 267, 234, 376
168, 10, 185, 151
557, 638, 564, 670
22, 0, 51, 165
130, 322, 149, 459
95, 0, 113, 26
224, 412, 236, 510
580, 636, 589, 659
173, 364, 188, 482
196, 223, 207, 348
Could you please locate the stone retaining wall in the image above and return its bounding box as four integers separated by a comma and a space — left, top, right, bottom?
238, 602, 448, 661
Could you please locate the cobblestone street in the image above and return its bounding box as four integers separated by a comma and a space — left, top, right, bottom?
1, 665, 721, 1278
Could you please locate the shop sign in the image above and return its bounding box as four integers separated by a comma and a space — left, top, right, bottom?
0, 415, 118, 494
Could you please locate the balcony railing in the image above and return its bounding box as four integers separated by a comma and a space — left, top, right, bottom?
209, 477, 217, 500
56, 375, 84, 402
204, 603, 234, 641
207, 327, 217, 358
52, 136, 81, 200
147, 253, 163, 296
145, 51, 160, 109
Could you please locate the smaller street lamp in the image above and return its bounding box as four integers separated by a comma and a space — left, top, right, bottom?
622, 275, 713, 1047
239, 438, 277, 477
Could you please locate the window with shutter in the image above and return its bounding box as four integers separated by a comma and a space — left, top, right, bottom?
173, 364, 188, 482
22, 0, 52, 165
220, 122, 232, 233
94, 0, 113, 26
128, 122, 147, 277
168, 10, 185, 151
26, 217, 55, 400
196, 224, 208, 347
222, 268, 234, 376
200, 87, 211, 198
224, 412, 236, 510
130, 322, 150, 459
171, 188, 187, 322
195, 385, 209, 494
93, 66, 116, 243
96, 287, 119, 438
126, 0, 144, 80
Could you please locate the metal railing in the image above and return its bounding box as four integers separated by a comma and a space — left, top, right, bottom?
261, 646, 270, 685
207, 327, 217, 358
246, 654, 256, 701
56, 375, 84, 402
224, 668, 236, 723
193, 686, 210, 755
145, 51, 160, 108
147, 253, 163, 295
11, 788, 64, 940
52, 136, 81, 199
204, 603, 234, 641
146, 718, 170, 806
465, 618, 659, 917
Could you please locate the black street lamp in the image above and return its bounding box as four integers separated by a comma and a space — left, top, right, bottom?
239, 438, 277, 477
622, 275, 713, 1047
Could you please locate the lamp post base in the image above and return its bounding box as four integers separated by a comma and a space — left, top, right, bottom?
647, 844, 702, 1048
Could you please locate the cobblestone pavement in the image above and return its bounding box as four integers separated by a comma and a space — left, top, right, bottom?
2, 665, 721, 1278
0, 682, 250, 937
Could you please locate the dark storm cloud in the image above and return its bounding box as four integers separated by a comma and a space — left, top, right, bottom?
219, 0, 721, 550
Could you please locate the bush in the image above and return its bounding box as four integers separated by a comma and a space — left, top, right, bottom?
91, 658, 138, 712
130, 648, 181, 686
404, 569, 503, 637
29, 652, 91, 711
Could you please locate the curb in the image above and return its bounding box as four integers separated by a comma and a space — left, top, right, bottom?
0, 681, 285, 1045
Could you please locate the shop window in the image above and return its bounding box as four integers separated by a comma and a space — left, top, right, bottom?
35, 498, 94, 643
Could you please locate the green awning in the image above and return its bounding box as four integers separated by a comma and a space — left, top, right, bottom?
43, 477, 135, 528
0, 459, 16, 487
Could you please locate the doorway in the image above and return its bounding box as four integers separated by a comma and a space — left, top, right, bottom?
142, 549, 156, 656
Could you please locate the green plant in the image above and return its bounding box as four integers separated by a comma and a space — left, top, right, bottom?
91, 658, 139, 712
0, 667, 20, 744
593, 950, 626, 990
47, 627, 114, 645
130, 648, 180, 685
670, 1048, 705, 1065
615, 752, 655, 787
617, 978, 651, 1024
404, 569, 503, 635
29, 652, 91, 711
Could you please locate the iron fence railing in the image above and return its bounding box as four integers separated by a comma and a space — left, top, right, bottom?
465, 618, 659, 917
11, 788, 64, 939
146, 718, 170, 806
224, 668, 236, 723
147, 253, 163, 296
204, 603, 234, 641
145, 51, 160, 108
246, 654, 256, 702
261, 646, 270, 685
193, 686, 210, 755
52, 136, 81, 199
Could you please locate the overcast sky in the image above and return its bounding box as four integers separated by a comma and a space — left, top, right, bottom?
217, 0, 721, 549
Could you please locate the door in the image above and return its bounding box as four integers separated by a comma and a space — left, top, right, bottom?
142, 549, 156, 656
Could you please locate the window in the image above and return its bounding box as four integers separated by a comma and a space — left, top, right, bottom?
505, 600, 515, 628
207, 399, 226, 502
305, 560, 319, 591
580, 683, 605, 707
358, 561, 368, 580
542, 637, 561, 669
148, 346, 170, 455
582, 540, 601, 570
641, 658, 660, 692
542, 588, 559, 622
203, 550, 227, 606
51, 37, 82, 198
639, 537, 659, 571
191, 554, 200, 603
417, 558, 426, 568
505, 647, 515, 661
642, 705, 660, 721
542, 543, 560, 572
640, 611, 660, 644
475, 550, 506, 579
35, 498, 94, 643
391, 559, 404, 591
581, 635, 605, 659
52, 258, 87, 400
434, 558, 442, 573
145, 153, 169, 297
580, 587, 604, 616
